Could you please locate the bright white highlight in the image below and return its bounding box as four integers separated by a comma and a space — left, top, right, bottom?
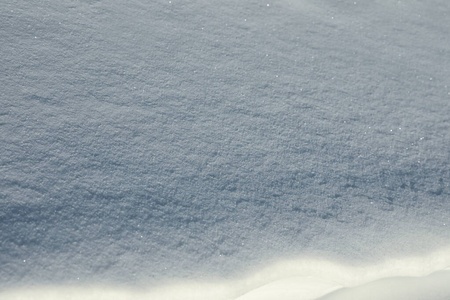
2, 247, 450, 300
318, 271, 450, 300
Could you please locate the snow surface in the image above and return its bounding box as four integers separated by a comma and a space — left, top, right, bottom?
1, 0, 450, 298
2, 251, 450, 300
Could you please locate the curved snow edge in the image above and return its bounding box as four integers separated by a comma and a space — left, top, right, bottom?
1, 246, 450, 300
316, 269, 450, 300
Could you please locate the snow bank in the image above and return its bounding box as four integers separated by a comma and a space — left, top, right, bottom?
1, 0, 449, 294
318, 271, 450, 300
2, 246, 450, 300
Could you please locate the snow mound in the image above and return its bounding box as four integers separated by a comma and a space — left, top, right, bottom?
1, 0, 450, 292
2, 247, 449, 300
318, 271, 450, 300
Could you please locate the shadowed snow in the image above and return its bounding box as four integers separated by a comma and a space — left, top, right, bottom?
1, 0, 449, 296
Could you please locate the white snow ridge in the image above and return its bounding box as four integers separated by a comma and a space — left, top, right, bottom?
2, 248, 450, 299
1, 0, 449, 299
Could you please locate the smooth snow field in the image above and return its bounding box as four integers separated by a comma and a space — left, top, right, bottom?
1, 0, 450, 299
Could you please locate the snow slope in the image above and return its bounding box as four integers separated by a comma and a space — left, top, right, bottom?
2, 252, 450, 300
1, 0, 449, 298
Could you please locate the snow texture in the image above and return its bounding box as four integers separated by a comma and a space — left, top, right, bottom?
1, 0, 450, 294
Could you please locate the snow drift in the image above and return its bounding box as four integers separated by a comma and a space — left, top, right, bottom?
2, 247, 450, 299
1, 0, 449, 298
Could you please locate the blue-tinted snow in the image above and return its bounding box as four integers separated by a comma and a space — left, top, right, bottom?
1, 0, 449, 288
